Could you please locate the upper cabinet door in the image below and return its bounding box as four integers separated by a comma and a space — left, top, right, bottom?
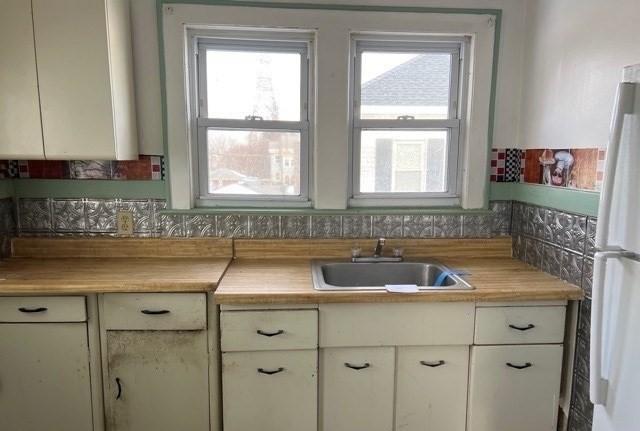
0, 0, 44, 159
32, 0, 138, 160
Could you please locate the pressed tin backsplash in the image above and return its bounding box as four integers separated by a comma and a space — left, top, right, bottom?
10, 197, 511, 239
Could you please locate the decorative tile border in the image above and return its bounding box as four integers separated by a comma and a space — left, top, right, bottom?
490, 149, 521, 183
0, 156, 164, 180
492, 147, 605, 192
13, 198, 512, 240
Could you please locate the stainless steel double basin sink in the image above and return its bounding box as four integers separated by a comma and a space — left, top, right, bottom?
311, 260, 473, 291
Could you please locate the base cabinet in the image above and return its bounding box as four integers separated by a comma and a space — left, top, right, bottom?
104, 330, 209, 431
0, 323, 93, 431
222, 350, 317, 431
321, 347, 395, 431
467, 344, 564, 431
395, 346, 469, 431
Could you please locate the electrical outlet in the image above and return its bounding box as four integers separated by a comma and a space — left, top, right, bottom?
116, 210, 134, 236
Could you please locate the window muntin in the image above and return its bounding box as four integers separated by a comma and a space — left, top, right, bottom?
352, 38, 463, 202
196, 38, 311, 203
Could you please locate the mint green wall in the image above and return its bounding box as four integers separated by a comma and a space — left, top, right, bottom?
0, 180, 14, 199
490, 182, 599, 217
12, 180, 166, 199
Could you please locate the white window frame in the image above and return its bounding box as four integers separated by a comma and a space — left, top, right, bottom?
349, 35, 469, 207
192, 33, 314, 207
163, 5, 496, 210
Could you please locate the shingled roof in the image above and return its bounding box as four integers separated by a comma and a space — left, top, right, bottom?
361, 54, 450, 106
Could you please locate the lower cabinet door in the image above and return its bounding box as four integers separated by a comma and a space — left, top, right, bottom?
395, 346, 469, 431
467, 344, 563, 431
105, 330, 209, 431
321, 347, 395, 431
0, 323, 93, 431
222, 349, 317, 431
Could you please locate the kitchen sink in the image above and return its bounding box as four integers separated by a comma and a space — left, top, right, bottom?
311, 260, 474, 291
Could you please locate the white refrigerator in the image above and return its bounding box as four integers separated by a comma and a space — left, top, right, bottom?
590, 64, 640, 431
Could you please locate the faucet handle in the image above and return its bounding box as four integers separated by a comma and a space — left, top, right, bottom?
378, 237, 386, 245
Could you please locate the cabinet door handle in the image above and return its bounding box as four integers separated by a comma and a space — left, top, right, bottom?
508, 323, 535, 331
141, 309, 170, 315
256, 329, 285, 337
18, 307, 47, 313
344, 362, 370, 370
115, 378, 122, 399
506, 362, 532, 370
420, 360, 446, 367
257, 367, 285, 375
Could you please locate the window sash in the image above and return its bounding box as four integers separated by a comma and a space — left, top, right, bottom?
351, 37, 464, 202
197, 39, 309, 122
195, 36, 312, 204
351, 126, 460, 199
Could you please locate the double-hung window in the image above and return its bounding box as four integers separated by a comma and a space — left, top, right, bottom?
351, 36, 466, 206
195, 34, 312, 206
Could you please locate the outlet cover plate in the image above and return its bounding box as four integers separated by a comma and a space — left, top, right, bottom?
116, 210, 134, 236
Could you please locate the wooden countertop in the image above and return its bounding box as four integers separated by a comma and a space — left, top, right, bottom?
0, 238, 233, 295
215, 256, 584, 305
0, 258, 232, 294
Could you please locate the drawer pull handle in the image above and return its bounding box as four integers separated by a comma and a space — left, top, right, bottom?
257, 367, 285, 375
506, 362, 532, 370
18, 307, 48, 313
420, 360, 446, 367
508, 323, 535, 331
115, 378, 122, 400
345, 362, 370, 370
141, 309, 170, 315
256, 329, 285, 337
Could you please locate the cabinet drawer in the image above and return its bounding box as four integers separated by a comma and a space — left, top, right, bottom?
319, 303, 474, 347
222, 350, 317, 431
221, 310, 317, 352
474, 306, 566, 345
102, 293, 206, 330
0, 296, 86, 322
468, 345, 563, 431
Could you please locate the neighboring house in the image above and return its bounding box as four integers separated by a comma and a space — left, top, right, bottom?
360, 54, 450, 193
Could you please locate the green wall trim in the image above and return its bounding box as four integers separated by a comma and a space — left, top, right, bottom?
0, 180, 14, 199
13, 180, 167, 199
160, 207, 492, 216
492, 182, 600, 217
160, 0, 501, 15
489, 182, 515, 201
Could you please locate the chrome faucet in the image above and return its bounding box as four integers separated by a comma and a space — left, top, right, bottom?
373, 238, 386, 257
352, 238, 403, 263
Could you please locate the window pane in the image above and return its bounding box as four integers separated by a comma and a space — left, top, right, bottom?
206, 49, 302, 121
206, 129, 301, 195
359, 130, 448, 193
360, 52, 451, 120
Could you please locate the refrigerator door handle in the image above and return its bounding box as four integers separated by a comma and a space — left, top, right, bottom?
590, 249, 639, 405
595, 82, 636, 249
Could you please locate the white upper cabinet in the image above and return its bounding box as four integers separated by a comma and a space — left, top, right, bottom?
0, 0, 138, 160
0, 0, 44, 159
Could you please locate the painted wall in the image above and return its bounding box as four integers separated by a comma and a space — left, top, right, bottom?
519, 0, 640, 149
